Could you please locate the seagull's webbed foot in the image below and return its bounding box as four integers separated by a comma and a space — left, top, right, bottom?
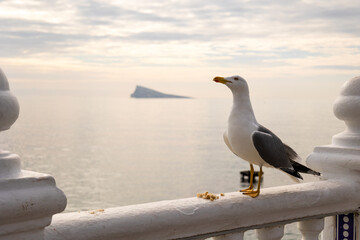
242, 166, 263, 198
240, 164, 254, 193
243, 189, 260, 198
240, 186, 254, 193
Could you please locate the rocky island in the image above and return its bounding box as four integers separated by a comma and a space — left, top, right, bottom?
131, 85, 191, 98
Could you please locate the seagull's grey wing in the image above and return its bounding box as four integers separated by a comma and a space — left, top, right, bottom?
257, 125, 320, 177
223, 131, 238, 156
251, 125, 303, 179
251, 130, 291, 168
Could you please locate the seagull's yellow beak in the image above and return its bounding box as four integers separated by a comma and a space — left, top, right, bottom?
213, 76, 230, 84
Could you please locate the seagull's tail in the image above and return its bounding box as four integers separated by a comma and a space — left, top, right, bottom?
284, 144, 321, 176
290, 159, 321, 176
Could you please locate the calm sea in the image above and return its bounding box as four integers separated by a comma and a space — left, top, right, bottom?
0, 79, 345, 239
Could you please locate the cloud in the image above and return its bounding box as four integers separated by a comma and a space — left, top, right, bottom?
0, 0, 359, 82
76, 0, 183, 27
129, 32, 205, 41
313, 65, 360, 71
0, 26, 104, 57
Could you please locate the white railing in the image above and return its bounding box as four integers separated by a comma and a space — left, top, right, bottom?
44, 180, 358, 240
0, 68, 359, 240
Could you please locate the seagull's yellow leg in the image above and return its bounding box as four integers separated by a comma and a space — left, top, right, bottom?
240, 164, 254, 193
243, 166, 263, 198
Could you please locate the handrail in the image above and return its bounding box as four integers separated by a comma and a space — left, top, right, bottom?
44, 179, 359, 240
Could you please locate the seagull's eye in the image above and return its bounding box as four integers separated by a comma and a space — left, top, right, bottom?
234, 77, 239, 81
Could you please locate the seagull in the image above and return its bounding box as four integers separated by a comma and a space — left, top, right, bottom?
213, 75, 320, 198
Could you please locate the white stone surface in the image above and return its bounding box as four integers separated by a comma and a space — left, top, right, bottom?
322, 216, 336, 240
0, 151, 21, 178
0, 68, 19, 132
45, 180, 359, 240
298, 218, 324, 240
257, 225, 284, 240
0, 153, 67, 239
307, 76, 360, 240
307, 76, 360, 179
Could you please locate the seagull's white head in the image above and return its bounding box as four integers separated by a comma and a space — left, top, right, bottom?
213, 75, 249, 94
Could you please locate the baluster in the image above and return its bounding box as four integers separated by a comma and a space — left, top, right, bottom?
213, 232, 244, 240
306, 76, 360, 239
256, 225, 284, 240
298, 218, 324, 240
0, 67, 66, 239
322, 216, 336, 240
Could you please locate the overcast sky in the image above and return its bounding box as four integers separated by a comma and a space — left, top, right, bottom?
0, 0, 359, 84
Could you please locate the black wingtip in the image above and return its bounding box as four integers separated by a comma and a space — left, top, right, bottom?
307, 169, 321, 176
280, 167, 303, 180
290, 160, 321, 176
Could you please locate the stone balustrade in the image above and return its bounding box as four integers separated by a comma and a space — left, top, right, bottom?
0, 67, 359, 240
44, 180, 357, 240
0, 68, 66, 240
